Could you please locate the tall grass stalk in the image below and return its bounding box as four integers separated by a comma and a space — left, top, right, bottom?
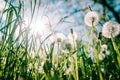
92, 21, 103, 80
111, 38, 120, 67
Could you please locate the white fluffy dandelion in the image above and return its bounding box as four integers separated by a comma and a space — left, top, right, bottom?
101, 44, 108, 52
102, 21, 120, 38
50, 33, 66, 43
105, 50, 110, 55
99, 53, 105, 61
84, 11, 99, 27
38, 66, 45, 74
61, 39, 75, 52
100, 44, 110, 56
101, 68, 105, 73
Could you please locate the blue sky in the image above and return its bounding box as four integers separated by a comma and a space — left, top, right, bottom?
0, 0, 120, 41
0, 0, 120, 58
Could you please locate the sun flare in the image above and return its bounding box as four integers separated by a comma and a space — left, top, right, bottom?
30, 18, 50, 39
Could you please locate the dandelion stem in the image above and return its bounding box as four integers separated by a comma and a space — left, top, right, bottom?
92, 22, 103, 80
75, 53, 79, 80
70, 29, 79, 80
111, 38, 120, 67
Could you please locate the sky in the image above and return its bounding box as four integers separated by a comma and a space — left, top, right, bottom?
24, 0, 98, 41
0, 0, 120, 45
0, 0, 120, 59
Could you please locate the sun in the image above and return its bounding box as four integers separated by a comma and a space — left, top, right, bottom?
30, 17, 50, 39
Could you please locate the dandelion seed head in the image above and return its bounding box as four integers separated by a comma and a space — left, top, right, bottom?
101, 68, 105, 73
84, 11, 99, 27
57, 37, 62, 42
38, 67, 44, 74
1, 57, 6, 65
50, 33, 66, 43
99, 53, 105, 61
61, 39, 73, 51
102, 21, 120, 38
106, 50, 110, 55
101, 44, 107, 52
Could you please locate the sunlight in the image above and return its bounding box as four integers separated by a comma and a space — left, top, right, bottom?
30, 17, 50, 39
32, 20, 47, 34
1, 0, 120, 79
0, 0, 5, 11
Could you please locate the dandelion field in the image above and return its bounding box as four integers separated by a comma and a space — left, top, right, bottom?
0, 0, 120, 80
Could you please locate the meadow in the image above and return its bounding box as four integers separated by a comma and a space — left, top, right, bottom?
0, 0, 120, 80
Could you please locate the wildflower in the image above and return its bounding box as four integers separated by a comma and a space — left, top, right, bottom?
28, 63, 32, 71
101, 44, 110, 56
61, 39, 73, 51
101, 68, 105, 73
105, 50, 110, 55
38, 66, 45, 74
84, 11, 99, 27
102, 21, 120, 38
1, 57, 6, 65
99, 53, 105, 61
50, 32, 66, 43
101, 44, 107, 52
